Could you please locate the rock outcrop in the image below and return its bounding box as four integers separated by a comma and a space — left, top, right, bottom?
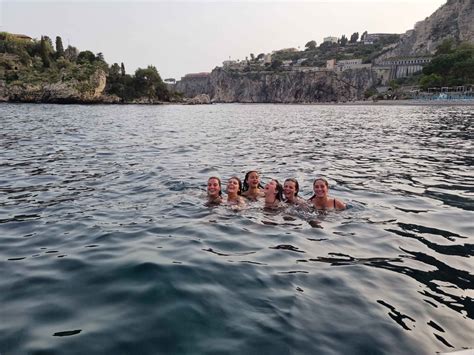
378, 0, 474, 59
175, 74, 211, 98
186, 94, 211, 105
0, 69, 120, 104
176, 67, 374, 103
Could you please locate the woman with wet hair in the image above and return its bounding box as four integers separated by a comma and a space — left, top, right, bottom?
283, 178, 306, 206
242, 170, 265, 201
206, 176, 223, 205
308, 178, 346, 210
226, 176, 246, 207
263, 179, 284, 209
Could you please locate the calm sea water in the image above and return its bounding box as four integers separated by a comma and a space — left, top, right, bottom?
0, 103, 472, 355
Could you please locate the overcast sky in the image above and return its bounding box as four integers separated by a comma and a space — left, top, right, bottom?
2, 0, 445, 80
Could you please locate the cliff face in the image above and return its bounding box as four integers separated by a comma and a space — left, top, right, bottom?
174, 76, 211, 98
0, 69, 120, 104
380, 0, 474, 59
185, 67, 374, 103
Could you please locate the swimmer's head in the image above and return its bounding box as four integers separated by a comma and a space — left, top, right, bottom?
207, 176, 222, 197
313, 178, 329, 198
265, 179, 283, 201
243, 170, 262, 191
284, 178, 300, 198
227, 176, 242, 195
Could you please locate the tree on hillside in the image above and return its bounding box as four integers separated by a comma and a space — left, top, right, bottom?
121, 62, 126, 76
134, 65, 168, 100
250, 53, 255, 61
339, 35, 348, 46
256, 53, 265, 61
43, 36, 54, 51
55, 36, 64, 58
77, 50, 96, 64
110, 63, 121, 77
435, 38, 455, 55
96, 52, 105, 62
420, 42, 474, 89
319, 41, 336, 52
350, 32, 359, 43
271, 59, 282, 70
40, 36, 53, 67
305, 40, 317, 51
361, 31, 368, 41
64, 45, 78, 61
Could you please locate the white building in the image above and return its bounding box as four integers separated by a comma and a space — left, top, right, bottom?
263, 53, 273, 64
326, 59, 336, 70
326, 58, 371, 72
223, 60, 237, 68
323, 36, 338, 44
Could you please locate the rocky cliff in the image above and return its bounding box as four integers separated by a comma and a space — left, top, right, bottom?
177, 67, 374, 103
175, 75, 210, 98
0, 69, 120, 104
379, 0, 474, 59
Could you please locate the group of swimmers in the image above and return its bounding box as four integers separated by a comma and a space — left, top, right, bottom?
206, 171, 346, 211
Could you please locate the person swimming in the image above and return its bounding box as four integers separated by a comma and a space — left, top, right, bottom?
206, 176, 223, 205
242, 170, 265, 201
283, 178, 307, 207
263, 179, 283, 209
226, 176, 246, 208
308, 177, 346, 210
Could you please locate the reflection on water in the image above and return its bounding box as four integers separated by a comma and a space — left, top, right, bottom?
0, 103, 473, 355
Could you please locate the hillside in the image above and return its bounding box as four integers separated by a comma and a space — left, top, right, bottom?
378, 0, 474, 60
0, 32, 171, 104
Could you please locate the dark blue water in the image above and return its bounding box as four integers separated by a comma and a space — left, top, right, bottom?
1, 103, 472, 355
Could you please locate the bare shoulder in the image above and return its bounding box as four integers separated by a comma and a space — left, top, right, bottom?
335, 199, 346, 210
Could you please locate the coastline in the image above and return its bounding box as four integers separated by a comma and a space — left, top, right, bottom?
1, 99, 474, 106
332, 99, 474, 106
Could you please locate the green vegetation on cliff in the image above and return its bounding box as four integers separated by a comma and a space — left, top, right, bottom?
270, 33, 400, 67
419, 39, 474, 90
0, 32, 170, 102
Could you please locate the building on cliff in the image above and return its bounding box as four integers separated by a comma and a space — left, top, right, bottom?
325, 59, 372, 72
10, 34, 33, 41
376, 56, 432, 81
323, 36, 338, 44
365, 33, 399, 42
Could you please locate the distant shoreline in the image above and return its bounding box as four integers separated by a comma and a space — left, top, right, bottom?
326, 100, 474, 106
2, 99, 474, 106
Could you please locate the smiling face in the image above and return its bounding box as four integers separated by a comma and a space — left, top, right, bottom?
283, 179, 298, 200
246, 171, 260, 189
264, 180, 278, 197
227, 177, 241, 195
313, 179, 329, 198
207, 177, 221, 198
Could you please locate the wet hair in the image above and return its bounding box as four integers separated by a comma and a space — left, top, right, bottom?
270, 179, 284, 201
242, 170, 264, 192
207, 176, 222, 196
309, 177, 329, 201
228, 176, 242, 195
284, 178, 300, 197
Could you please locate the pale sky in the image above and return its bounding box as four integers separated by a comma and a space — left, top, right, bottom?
2, 0, 446, 80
